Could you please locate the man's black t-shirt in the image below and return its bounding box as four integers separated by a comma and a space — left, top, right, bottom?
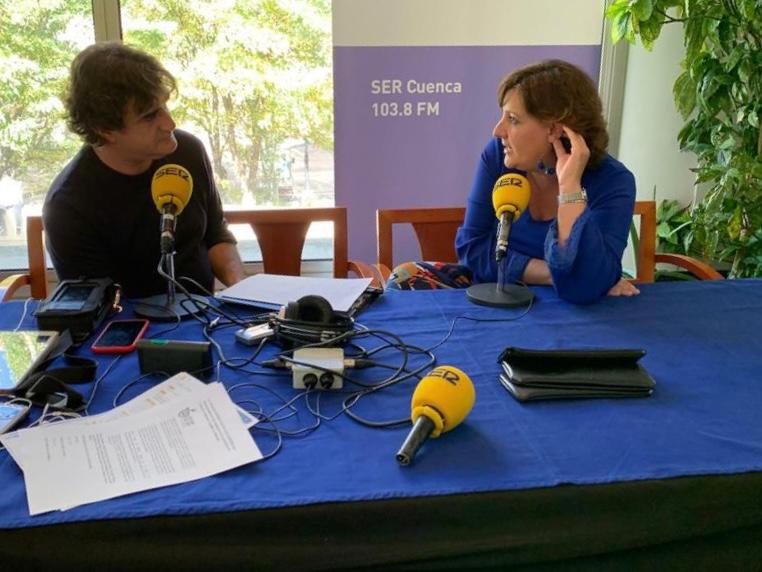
43, 130, 236, 299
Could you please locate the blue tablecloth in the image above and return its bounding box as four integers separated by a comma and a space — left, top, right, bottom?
1, 279, 761, 529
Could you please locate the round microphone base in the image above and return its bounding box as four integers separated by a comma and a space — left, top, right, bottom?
133, 293, 208, 321
466, 282, 534, 308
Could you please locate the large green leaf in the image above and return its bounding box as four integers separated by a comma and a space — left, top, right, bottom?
605, 0, 629, 19
610, 10, 633, 43
673, 70, 696, 118
638, 14, 664, 49
632, 0, 654, 21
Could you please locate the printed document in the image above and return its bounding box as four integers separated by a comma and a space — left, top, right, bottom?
0, 379, 262, 515
3, 373, 257, 472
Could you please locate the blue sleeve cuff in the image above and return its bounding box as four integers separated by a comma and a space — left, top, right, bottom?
503, 250, 531, 283
544, 208, 592, 274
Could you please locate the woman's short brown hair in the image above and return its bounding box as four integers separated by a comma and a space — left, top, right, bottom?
65, 42, 177, 145
497, 59, 609, 166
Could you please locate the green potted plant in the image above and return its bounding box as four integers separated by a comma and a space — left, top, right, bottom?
657, 198, 693, 254
606, 0, 762, 277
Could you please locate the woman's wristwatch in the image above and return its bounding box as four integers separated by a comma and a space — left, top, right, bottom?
558, 188, 588, 205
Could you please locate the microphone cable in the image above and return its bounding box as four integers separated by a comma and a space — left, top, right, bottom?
424, 287, 535, 353
178, 275, 270, 327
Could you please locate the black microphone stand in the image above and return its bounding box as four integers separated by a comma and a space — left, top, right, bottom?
466, 215, 534, 308
134, 213, 207, 321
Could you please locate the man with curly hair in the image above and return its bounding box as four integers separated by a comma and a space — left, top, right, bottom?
43, 42, 245, 299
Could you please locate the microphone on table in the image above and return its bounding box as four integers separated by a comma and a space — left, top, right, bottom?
466, 173, 534, 308
396, 365, 476, 466
493, 173, 530, 261
134, 164, 204, 321
151, 164, 193, 254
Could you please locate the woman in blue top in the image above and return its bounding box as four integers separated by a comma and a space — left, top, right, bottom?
389, 59, 639, 303
456, 59, 639, 304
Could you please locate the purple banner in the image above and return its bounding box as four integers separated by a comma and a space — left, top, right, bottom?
334, 45, 601, 267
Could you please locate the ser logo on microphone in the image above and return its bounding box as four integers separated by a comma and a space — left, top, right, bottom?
495, 177, 524, 189
154, 166, 191, 181
427, 366, 461, 385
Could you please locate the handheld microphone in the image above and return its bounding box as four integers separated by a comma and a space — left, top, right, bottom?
151, 164, 193, 254
492, 173, 531, 261
396, 366, 476, 466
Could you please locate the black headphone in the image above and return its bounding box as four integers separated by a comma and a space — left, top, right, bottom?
271, 295, 354, 349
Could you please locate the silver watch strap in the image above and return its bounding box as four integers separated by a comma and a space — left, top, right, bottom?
558, 188, 587, 204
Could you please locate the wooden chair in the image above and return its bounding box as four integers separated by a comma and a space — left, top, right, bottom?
0, 208, 380, 302
633, 201, 723, 282
225, 207, 379, 283
376, 207, 466, 281
0, 215, 47, 301
373, 202, 723, 284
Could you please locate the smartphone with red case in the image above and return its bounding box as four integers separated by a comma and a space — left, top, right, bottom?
91, 319, 150, 354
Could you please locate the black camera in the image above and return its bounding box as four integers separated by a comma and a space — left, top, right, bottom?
35, 278, 119, 343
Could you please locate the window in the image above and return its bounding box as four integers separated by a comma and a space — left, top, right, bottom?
0, 0, 94, 270
0, 0, 335, 270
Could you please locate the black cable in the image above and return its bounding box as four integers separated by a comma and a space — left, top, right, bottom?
178, 275, 266, 327
221, 337, 269, 370
112, 371, 172, 407
83, 355, 123, 414
424, 293, 534, 353
227, 381, 300, 423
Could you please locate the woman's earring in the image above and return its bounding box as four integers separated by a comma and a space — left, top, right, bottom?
537, 160, 556, 176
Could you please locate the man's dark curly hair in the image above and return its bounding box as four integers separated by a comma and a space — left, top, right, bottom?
65, 42, 177, 145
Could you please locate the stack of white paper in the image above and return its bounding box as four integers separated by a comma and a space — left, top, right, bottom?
0, 373, 262, 515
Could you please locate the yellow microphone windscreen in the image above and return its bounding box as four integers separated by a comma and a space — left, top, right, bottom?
492, 173, 531, 220
411, 366, 475, 438
152, 164, 193, 214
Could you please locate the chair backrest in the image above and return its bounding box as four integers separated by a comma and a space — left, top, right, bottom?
24, 215, 48, 299
17, 204, 655, 301
632, 201, 656, 283
224, 207, 348, 277
376, 203, 660, 283
10, 209, 347, 301
376, 207, 466, 271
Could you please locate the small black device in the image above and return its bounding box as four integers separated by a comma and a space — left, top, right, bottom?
91, 319, 150, 354
0, 399, 31, 434
6, 329, 94, 411
20, 375, 86, 411
35, 278, 119, 343
137, 339, 213, 378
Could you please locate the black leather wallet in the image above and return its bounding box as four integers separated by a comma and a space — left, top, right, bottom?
497, 347, 656, 402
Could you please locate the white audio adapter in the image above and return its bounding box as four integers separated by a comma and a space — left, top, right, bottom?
292, 348, 345, 390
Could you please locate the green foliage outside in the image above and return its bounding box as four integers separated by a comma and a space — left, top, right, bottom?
0, 0, 90, 201
606, 0, 762, 277
0, 0, 333, 213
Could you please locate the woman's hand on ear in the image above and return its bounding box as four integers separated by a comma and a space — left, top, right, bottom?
552, 125, 590, 191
